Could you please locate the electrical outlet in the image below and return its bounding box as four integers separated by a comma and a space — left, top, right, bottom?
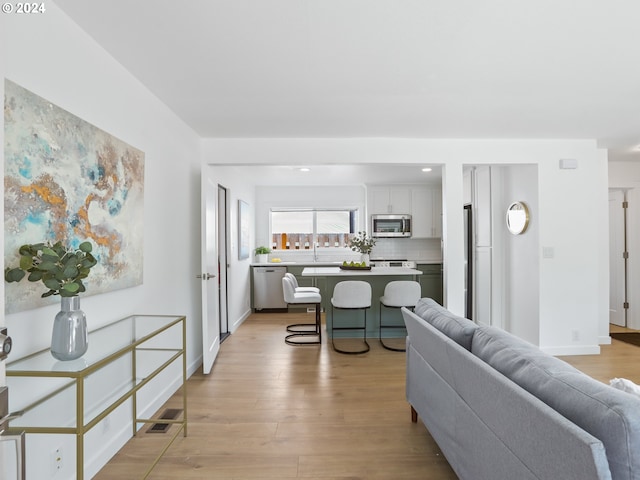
52, 447, 63, 474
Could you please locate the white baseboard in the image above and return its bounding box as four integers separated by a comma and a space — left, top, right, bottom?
599, 335, 612, 345
230, 309, 251, 333
542, 345, 601, 356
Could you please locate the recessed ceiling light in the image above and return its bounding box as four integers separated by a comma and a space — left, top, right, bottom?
299, 168, 310, 172
421, 167, 432, 172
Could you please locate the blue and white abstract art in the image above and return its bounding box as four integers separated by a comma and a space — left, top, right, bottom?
4, 80, 145, 313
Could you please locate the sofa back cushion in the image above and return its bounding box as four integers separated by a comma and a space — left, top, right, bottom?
472, 325, 640, 480
413, 298, 478, 350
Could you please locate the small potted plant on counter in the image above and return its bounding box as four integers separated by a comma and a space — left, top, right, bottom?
254, 246, 272, 263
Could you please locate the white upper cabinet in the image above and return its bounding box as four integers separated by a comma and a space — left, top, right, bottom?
369, 186, 412, 214
368, 185, 442, 238
412, 187, 442, 238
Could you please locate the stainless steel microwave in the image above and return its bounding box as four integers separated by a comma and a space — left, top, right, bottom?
371, 214, 412, 238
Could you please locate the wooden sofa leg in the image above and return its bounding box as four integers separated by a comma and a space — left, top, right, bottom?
411, 405, 418, 423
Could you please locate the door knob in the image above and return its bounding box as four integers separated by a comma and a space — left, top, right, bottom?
196, 273, 216, 280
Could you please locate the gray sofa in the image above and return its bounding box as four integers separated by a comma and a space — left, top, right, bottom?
402, 298, 640, 480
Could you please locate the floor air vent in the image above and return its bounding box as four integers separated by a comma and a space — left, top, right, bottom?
146, 408, 182, 433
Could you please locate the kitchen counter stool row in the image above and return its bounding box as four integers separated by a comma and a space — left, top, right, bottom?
282, 267, 425, 354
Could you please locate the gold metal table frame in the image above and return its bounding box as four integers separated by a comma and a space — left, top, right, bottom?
6, 314, 188, 480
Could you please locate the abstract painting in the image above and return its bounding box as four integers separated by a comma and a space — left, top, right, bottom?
4, 80, 145, 313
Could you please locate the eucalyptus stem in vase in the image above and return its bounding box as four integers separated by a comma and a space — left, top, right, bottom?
4, 240, 98, 361
346, 231, 376, 266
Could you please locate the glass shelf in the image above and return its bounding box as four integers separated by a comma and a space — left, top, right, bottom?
8, 315, 183, 375
6, 314, 187, 480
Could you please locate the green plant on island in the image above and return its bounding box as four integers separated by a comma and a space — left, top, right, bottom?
346, 231, 376, 255
254, 246, 272, 255
4, 240, 97, 298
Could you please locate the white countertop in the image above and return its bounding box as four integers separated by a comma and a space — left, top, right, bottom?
251, 260, 441, 267
302, 266, 422, 276
251, 261, 342, 267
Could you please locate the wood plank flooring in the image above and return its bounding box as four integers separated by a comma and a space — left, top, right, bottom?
94, 313, 640, 479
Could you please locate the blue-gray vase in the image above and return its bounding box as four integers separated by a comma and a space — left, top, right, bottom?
51, 296, 88, 361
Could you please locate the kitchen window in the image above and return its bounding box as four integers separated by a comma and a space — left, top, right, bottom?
270, 209, 357, 250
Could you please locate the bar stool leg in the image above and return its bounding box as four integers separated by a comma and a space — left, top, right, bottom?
285, 303, 321, 345
331, 305, 370, 355
379, 304, 407, 352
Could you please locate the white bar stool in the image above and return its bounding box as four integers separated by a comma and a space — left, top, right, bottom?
379, 281, 421, 351
282, 276, 322, 345
331, 280, 371, 354
284, 272, 319, 294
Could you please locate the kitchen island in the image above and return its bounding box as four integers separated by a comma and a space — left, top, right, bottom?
302, 266, 423, 340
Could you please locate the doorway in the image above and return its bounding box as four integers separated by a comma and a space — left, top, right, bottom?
218, 185, 231, 342
609, 189, 627, 328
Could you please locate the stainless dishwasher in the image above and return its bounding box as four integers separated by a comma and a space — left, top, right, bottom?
253, 266, 287, 310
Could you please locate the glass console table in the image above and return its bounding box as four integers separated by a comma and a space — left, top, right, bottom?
6, 314, 187, 480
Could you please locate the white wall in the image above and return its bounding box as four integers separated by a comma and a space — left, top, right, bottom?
3, 3, 203, 478
500, 165, 540, 344
203, 138, 609, 355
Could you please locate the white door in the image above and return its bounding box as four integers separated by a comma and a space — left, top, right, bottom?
609, 189, 626, 327
201, 165, 220, 374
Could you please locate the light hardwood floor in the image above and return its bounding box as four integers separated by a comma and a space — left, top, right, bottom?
94, 313, 640, 479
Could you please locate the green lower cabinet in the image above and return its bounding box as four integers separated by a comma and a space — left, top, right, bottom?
417, 263, 443, 305
320, 273, 421, 339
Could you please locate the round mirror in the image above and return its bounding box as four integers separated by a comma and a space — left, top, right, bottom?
506, 202, 530, 235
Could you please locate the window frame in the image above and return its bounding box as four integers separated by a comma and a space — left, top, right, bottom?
269, 208, 358, 251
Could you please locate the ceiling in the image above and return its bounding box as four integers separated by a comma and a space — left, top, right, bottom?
55, 0, 640, 163
213, 164, 442, 186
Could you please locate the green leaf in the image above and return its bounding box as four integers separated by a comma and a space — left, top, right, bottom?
42, 290, 56, 298
28, 270, 43, 282
19, 244, 40, 255
5, 268, 25, 283
42, 247, 57, 257
82, 254, 97, 268
38, 261, 58, 271
62, 265, 79, 279
79, 241, 92, 253
41, 253, 59, 263
44, 278, 61, 290
19, 255, 33, 270
62, 283, 80, 293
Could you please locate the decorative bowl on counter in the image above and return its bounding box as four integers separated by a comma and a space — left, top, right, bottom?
339, 261, 371, 271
